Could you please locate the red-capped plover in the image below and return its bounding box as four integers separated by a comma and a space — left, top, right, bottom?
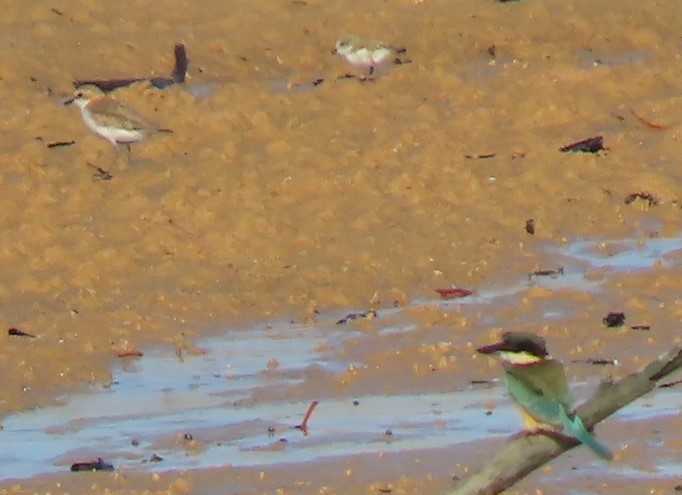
332, 35, 408, 77
65, 88, 172, 162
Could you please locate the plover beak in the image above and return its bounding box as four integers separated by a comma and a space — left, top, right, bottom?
63, 92, 85, 106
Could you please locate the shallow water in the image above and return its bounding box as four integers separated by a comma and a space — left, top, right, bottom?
0, 330, 502, 480
1, 236, 680, 482
563, 237, 682, 272
2, 343, 679, 481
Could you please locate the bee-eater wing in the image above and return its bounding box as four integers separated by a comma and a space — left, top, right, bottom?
504, 362, 613, 460
504, 369, 567, 428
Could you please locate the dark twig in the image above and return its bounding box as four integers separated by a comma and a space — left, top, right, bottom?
464, 153, 496, 160
337, 309, 377, 325
528, 267, 564, 280
8, 327, 36, 338
624, 192, 658, 207
559, 136, 605, 153
47, 140, 75, 149
70, 457, 114, 472
169, 44, 189, 84
74, 44, 188, 92
86, 162, 114, 181
571, 358, 618, 366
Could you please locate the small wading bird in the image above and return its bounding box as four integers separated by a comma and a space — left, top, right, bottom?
64, 88, 172, 163
477, 331, 613, 460
332, 35, 409, 78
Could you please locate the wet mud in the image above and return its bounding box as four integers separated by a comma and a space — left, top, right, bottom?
1, 0, 682, 494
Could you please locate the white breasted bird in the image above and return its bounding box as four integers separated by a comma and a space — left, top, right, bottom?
332, 35, 408, 77
64, 88, 172, 162
477, 331, 613, 460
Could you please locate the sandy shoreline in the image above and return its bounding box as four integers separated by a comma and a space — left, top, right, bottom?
1, 0, 681, 493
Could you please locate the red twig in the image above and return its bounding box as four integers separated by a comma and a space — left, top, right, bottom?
435, 288, 473, 300
296, 400, 319, 434
116, 350, 144, 358
629, 109, 669, 130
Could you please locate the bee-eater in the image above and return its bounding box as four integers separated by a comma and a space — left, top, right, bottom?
477, 331, 613, 460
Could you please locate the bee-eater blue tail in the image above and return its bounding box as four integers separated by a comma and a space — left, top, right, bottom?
568, 416, 613, 460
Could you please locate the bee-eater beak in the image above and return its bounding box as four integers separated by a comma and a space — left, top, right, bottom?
63, 95, 76, 105
476, 341, 506, 354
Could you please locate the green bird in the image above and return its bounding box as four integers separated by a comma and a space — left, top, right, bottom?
477, 331, 613, 460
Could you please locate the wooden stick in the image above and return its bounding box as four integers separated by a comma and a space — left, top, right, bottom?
296, 400, 320, 434
448, 345, 682, 495
74, 44, 188, 92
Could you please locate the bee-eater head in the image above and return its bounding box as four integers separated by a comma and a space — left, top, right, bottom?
476, 331, 549, 365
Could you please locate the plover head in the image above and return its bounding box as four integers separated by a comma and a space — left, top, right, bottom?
332, 35, 359, 57
63, 86, 102, 108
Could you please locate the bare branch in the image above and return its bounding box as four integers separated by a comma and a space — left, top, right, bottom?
74, 44, 188, 92
448, 346, 682, 495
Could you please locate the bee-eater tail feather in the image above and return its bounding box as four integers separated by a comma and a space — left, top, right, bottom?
569, 417, 613, 461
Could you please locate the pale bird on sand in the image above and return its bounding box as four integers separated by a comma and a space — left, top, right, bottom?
64, 88, 172, 161
332, 35, 408, 76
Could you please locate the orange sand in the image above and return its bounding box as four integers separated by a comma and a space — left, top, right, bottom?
1, 0, 681, 493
